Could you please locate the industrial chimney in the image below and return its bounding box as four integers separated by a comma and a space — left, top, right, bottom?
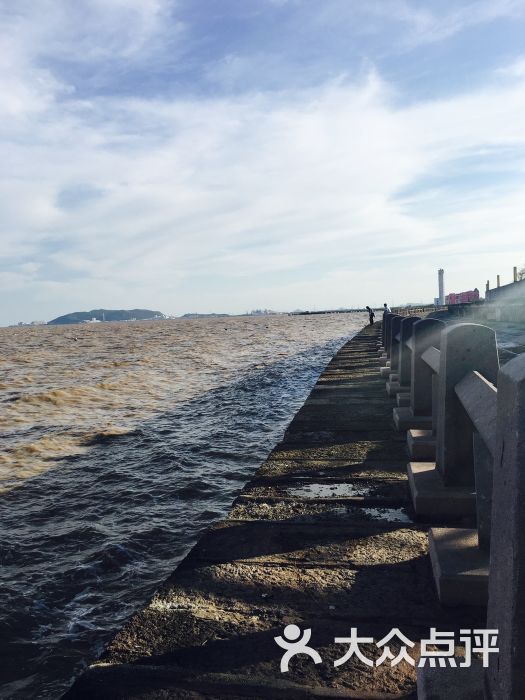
438, 269, 445, 306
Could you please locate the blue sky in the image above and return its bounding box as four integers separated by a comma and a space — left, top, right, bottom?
1, 0, 525, 324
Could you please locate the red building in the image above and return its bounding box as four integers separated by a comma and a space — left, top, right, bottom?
445, 288, 480, 305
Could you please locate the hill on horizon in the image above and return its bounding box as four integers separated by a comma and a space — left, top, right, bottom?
48, 309, 166, 325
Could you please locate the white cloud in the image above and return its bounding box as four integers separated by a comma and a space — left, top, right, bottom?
1, 2, 525, 323
2, 0, 173, 62
0, 0, 179, 119
356, 0, 525, 47
498, 55, 525, 77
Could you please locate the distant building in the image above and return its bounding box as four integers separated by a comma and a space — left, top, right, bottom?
445, 288, 480, 305
438, 269, 445, 306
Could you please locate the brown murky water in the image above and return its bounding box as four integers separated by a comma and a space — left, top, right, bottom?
0, 313, 365, 698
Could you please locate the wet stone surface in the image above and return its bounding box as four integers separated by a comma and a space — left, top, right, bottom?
96, 611, 426, 696
256, 458, 408, 480
238, 478, 409, 501
228, 500, 413, 524
66, 323, 484, 699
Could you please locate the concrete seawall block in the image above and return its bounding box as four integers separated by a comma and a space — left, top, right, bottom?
407, 462, 476, 518
429, 528, 488, 607
396, 392, 410, 407
386, 378, 409, 397
407, 429, 435, 461
393, 407, 432, 431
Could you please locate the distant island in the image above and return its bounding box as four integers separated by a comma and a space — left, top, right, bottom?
48, 309, 166, 325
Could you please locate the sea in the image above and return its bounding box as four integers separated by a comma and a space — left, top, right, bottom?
0, 312, 366, 699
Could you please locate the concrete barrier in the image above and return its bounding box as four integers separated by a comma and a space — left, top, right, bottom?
378, 311, 393, 363
378, 319, 500, 604
406, 319, 446, 459
406, 324, 498, 522
379, 313, 401, 377
384, 312, 397, 355
428, 358, 498, 607
436, 324, 499, 488
417, 353, 525, 699
486, 354, 525, 699
393, 318, 444, 434
388, 315, 403, 379
380, 310, 393, 349
375, 314, 525, 695
386, 315, 421, 397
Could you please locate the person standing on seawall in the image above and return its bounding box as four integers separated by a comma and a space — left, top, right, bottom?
383, 303, 391, 313
366, 306, 375, 325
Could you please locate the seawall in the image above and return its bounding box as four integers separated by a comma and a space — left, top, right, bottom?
65, 323, 483, 699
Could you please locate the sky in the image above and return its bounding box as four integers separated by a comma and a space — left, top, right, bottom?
1, 0, 525, 325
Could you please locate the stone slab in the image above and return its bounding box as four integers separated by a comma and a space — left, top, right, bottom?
228, 498, 415, 525
270, 438, 409, 463
407, 430, 435, 461
68, 617, 427, 699
407, 463, 476, 519
238, 478, 409, 506
68, 664, 421, 700
256, 459, 409, 481
186, 519, 421, 566
396, 393, 410, 407
428, 528, 488, 607
287, 405, 394, 431
393, 408, 432, 432
386, 381, 409, 398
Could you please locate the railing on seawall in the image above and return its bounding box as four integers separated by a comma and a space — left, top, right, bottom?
391, 305, 443, 317
376, 311, 525, 699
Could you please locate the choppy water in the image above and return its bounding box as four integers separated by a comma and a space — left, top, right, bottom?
0, 313, 365, 699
